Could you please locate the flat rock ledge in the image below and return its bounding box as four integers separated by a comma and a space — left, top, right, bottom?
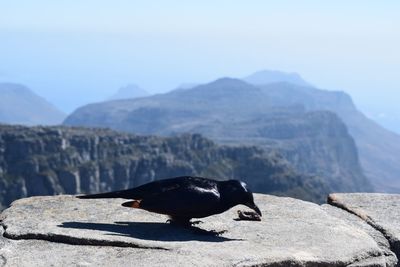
328, 193, 400, 265
0, 193, 398, 267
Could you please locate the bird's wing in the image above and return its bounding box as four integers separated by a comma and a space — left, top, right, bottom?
139, 183, 222, 218
77, 176, 213, 200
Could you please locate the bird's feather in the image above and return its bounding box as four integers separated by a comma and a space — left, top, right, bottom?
77, 176, 218, 200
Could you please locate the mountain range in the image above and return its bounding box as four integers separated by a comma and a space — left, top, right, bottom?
64, 70, 400, 193
2, 70, 398, 204
64, 76, 373, 195
0, 83, 65, 125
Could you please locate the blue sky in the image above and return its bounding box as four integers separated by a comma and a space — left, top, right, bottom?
0, 1, 399, 131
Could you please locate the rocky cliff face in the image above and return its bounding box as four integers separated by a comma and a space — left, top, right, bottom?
64, 78, 372, 194
249, 111, 366, 193
0, 125, 328, 209
256, 82, 400, 193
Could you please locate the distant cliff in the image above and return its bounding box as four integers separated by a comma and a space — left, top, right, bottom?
64, 78, 372, 194
0, 125, 328, 209
256, 81, 400, 193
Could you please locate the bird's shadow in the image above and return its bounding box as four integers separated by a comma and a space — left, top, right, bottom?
59, 221, 241, 242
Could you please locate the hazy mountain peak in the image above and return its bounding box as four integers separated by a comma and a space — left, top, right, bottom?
0, 82, 32, 94
180, 77, 261, 98
175, 83, 199, 91
108, 84, 149, 100
0, 83, 65, 125
200, 77, 255, 89
173, 78, 257, 94
244, 70, 312, 87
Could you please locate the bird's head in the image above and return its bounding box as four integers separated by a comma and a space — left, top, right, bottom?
221, 180, 262, 216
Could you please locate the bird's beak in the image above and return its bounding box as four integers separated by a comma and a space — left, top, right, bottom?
247, 203, 262, 217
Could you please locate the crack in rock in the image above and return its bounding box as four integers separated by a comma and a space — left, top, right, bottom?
347, 251, 391, 267
322, 204, 397, 266
328, 194, 400, 267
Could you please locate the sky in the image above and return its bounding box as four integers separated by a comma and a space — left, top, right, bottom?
0, 1, 399, 131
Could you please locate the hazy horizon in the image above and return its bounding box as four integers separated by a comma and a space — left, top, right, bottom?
0, 1, 399, 132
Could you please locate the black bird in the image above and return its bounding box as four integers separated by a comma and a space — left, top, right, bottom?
77, 176, 262, 225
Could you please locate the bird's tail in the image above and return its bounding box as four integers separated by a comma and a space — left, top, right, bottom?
77, 188, 138, 199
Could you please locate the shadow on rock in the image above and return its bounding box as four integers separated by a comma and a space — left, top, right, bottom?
59, 221, 241, 242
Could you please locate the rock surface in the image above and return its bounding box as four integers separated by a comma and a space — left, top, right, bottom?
322, 204, 397, 266
1, 194, 396, 266
328, 193, 400, 263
